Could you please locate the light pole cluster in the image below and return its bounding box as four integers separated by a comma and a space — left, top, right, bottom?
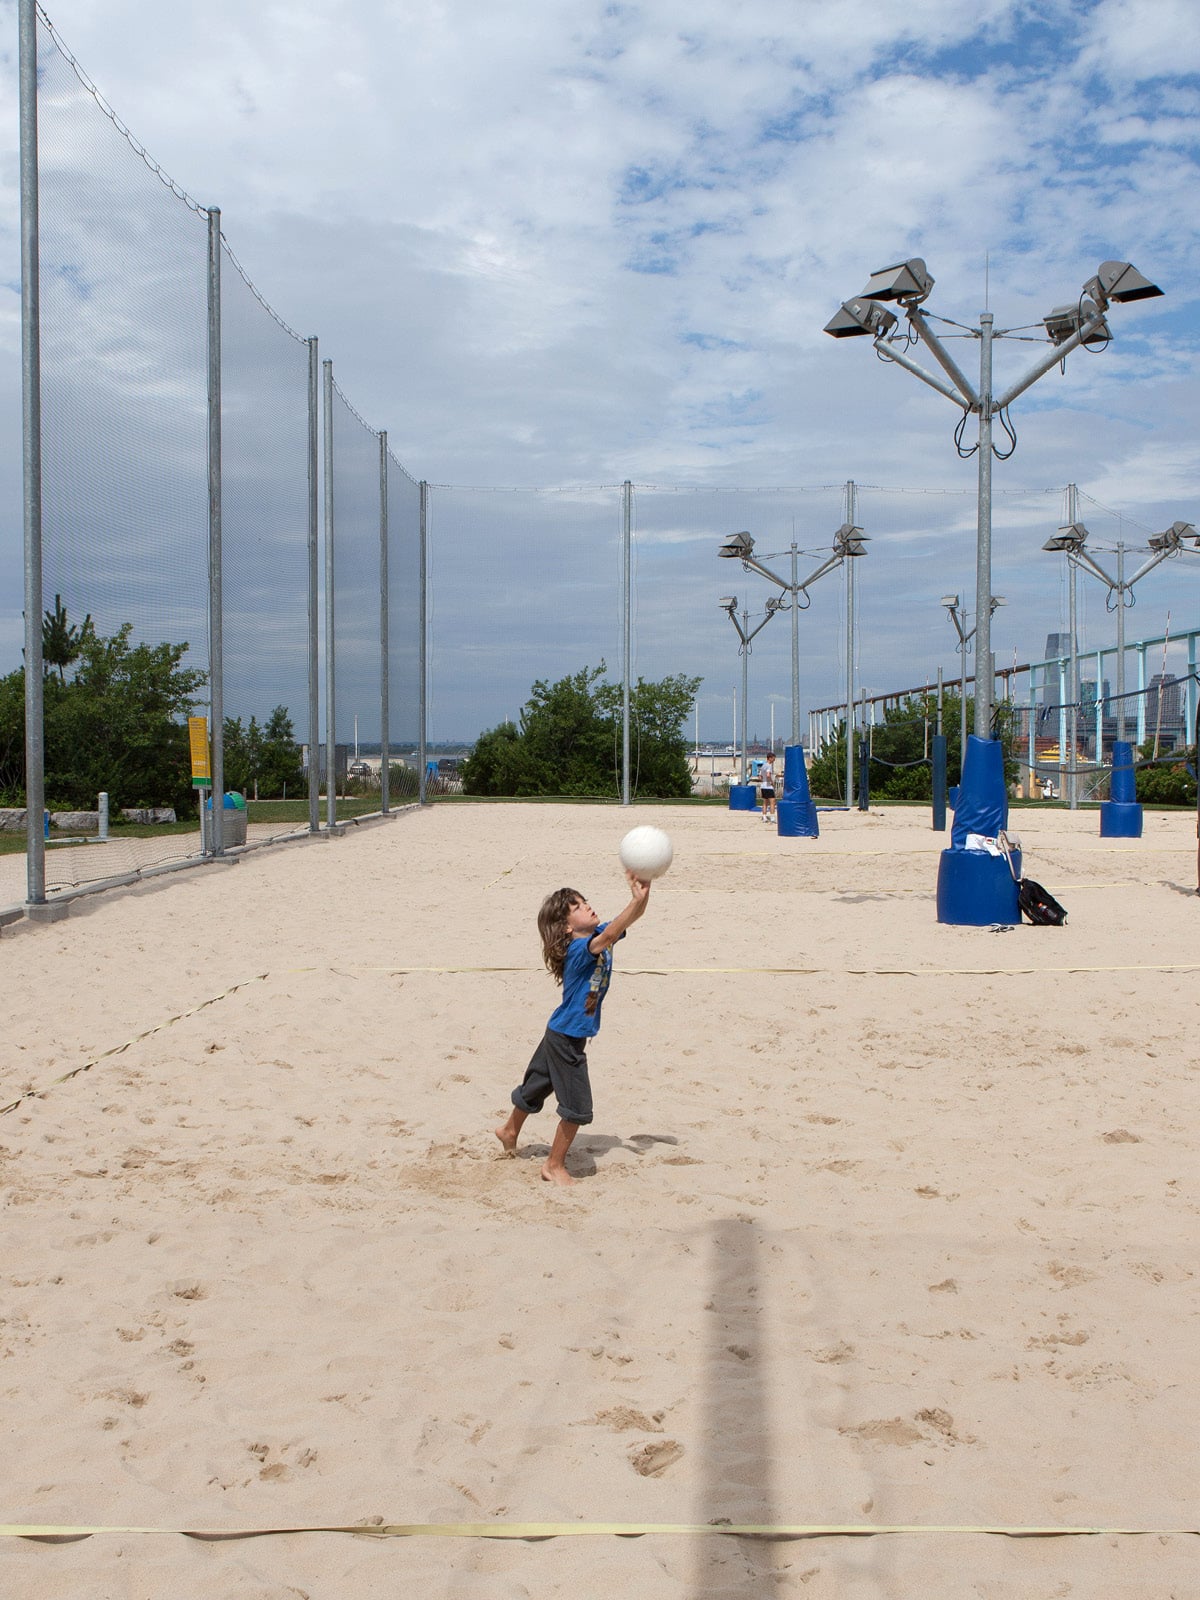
718, 595, 785, 786
718, 512, 867, 800
1043, 517, 1199, 799
826, 258, 1163, 746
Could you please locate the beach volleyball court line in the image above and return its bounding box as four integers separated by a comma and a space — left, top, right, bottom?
341, 962, 1200, 978
7, 958, 1195, 1117
2, 1519, 1197, 1543
0, 974, 270, 1118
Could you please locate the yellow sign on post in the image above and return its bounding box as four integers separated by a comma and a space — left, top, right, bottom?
188, 716, 211, 788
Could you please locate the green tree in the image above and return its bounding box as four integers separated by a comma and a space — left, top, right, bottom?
39, 623, 206, 811
0, 666, 24, 803
1135, 740, 1196, 805
258, 706, 304, 797
42, 594, 92, 683
222, 707, 303, 798
462, 664, 702, 798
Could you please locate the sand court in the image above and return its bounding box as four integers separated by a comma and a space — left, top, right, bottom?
1, 801, 1198, 1596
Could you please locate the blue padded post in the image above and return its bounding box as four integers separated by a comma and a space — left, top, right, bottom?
728, 784, 758, 811
1100, 740, 1142, 836
936, 847, 1021, 924
937, 735, 1018, 925
950, 735, 1009, 848
778, 744, 818, 837
931, 733, 947, 832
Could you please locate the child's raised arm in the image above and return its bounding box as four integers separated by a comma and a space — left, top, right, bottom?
587, 870, 650, 953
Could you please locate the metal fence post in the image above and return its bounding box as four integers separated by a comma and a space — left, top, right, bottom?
379, 430, 389, 814
418, 480, 428, 804
207, 205, 224, 854
306, 337, 320, 834
844, 478, 856, 807
323, 359, 336, 829
19, 0, 47, 908
622, 479, 632, 806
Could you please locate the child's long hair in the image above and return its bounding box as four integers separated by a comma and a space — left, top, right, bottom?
538, 888, 583, 984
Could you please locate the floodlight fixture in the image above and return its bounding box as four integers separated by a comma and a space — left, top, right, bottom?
990, 595, 1007, 610
1043, 521, 1089, 553
940, 594, 959, 609
1148, 519, 1198, 551
719, 531, 755, 560
765, 595, 785, 613
859, 258, 934, 305
833, 521, 868, 557
718, 595, 737, 611
824, 297, 899, 339
1043, 298, 1110, 348
1086, 260, 1163, 307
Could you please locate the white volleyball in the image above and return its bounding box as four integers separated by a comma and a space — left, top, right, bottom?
619, 825, 674, 880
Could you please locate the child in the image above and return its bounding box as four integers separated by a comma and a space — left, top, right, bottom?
494, 871, 650, 1186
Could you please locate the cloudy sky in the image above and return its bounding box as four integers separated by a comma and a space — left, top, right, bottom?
2, 0, 1200, 742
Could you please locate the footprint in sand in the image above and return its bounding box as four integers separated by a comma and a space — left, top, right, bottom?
629, 1439, 684, 1477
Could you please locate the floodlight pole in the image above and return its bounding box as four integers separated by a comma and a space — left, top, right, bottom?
720, 498, 862, 761
974, 313, 994, 738
943, 602, 973, 781
1115, 542, 1127, 746
1067, 483, 1079, 809
845, 480, 857, 807
1055, 534, 1182, 757
19, 0, 46, 906
789, 544, 800, 747
723, 605, 777, 785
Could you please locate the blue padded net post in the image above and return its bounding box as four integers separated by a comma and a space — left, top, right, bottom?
777, 743, 818, 837
1100, 740, 1142, 837
938, 735, 1019, 925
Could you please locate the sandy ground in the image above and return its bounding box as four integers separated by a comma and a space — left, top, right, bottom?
1, 800, 1198, 1598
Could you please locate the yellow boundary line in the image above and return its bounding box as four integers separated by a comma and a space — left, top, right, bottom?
336, 962, 1200, 978
2, 1520, 1197, 1542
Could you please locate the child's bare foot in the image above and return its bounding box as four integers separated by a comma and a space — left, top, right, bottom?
494, 1122, 519, 1155
541, 1161, 576, 1187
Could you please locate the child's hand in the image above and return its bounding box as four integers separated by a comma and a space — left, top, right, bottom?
625, 868, 651, 901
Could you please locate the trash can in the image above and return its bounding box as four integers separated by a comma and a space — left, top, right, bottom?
205, 792, 248, 846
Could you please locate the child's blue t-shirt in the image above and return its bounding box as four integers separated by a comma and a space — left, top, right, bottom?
548, 921, 623, 1039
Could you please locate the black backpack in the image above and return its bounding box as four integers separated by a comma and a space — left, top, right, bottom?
1018, 876, 1067, 926
997, 832, 1067, 926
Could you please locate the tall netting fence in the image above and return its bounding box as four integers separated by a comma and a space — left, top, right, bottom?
328, 380, 383, 810
35, 16, 210, 891
13, 9, 436, 910
220, 248, 313, 830
385, 456, 422, 803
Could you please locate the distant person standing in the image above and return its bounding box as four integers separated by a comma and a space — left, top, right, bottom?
759, 750, 778, 821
